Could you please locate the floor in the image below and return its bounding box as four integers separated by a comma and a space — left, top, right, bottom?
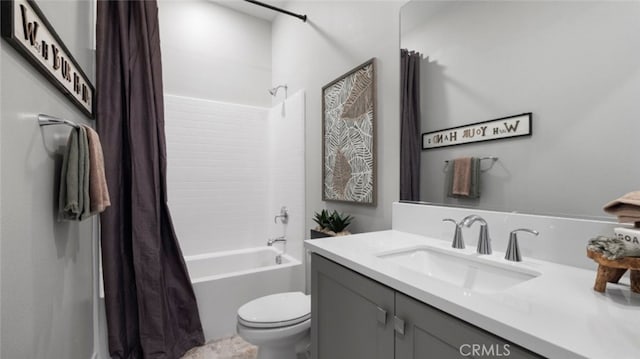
181, 336, 257, 359
181, 335, 309, 359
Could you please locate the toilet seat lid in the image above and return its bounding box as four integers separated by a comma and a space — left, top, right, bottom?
238, 292, 310, 329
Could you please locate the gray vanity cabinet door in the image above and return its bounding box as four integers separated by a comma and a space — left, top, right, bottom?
311, 254, 394, 359
395, 293, 542, 359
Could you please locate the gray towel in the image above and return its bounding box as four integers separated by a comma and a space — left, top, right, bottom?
447, 157, 480, 199
59, 127, 91, 221
588, 236, 640, 260
79, 126, 91, 220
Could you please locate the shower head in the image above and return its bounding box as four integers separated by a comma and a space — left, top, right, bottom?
268, 85, 288, 97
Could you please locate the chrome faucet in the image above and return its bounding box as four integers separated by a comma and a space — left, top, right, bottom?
442, 218, 465, 249
267, 236, 287, 246
505, 228, 539, 262
268, 236, 287, 264
274, 206, 289, 224
462, 215, 492, 254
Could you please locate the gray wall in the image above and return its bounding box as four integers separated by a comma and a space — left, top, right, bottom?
272, 1, 402, 234
402, 1, 640, 218
1, 1, 95, 358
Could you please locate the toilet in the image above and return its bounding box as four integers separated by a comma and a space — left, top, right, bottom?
236, 291, 311, 359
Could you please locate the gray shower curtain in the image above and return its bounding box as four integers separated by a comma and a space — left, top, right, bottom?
96, 1, 204, 358
400, 49, 421, 201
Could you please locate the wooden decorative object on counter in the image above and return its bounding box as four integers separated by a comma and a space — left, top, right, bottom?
587, 249, 640, 293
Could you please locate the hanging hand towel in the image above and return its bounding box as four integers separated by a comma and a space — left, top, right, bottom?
59, 127, 80, 220
83, 125, 111, 214
79, 126, 91, 220
59, 127, 90, 220
447, 157, 480, 199
452, 157, 472, 196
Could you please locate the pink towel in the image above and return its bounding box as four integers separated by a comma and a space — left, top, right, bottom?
452, 157, 472, 196
82, 125, 111, 214
603, 191, 640, 227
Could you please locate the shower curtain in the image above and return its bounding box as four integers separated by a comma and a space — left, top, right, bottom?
400, 49, 422, 201
96, 1, 204, 358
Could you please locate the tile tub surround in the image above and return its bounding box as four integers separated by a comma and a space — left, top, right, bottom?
305, 203, 640, 359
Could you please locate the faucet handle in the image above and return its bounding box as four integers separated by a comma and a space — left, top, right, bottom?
505, 228, 539, 262
274, 206, 289, 224
442, 219, 465, 249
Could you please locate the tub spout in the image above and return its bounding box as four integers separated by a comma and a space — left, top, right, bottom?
268, 236, 287, 265
267, 236, 287, 246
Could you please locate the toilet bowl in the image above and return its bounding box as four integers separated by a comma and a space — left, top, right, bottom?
236, 292, 310, 359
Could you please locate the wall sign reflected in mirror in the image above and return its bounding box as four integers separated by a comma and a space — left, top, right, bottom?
422, 113, 532, 150
400, 0, 640, 218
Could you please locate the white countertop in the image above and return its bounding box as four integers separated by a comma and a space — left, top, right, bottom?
305, 230, 640, 359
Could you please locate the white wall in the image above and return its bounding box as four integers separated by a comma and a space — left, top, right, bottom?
272, 1, 403, 234
159, 0, 272, 107
401, 1, 640, 218
0, 1, 95, 358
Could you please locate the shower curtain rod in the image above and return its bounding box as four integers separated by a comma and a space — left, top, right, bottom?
244, 0, 307, 22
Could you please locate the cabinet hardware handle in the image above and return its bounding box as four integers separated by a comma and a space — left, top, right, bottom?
376, 307, 387, 325
394, 316, 405, 336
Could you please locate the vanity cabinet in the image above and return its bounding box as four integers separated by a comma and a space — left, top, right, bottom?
311, 254, 542, 359
311, 253, 394, 359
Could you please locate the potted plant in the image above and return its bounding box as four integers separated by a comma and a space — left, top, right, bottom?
310, 209, 354, 238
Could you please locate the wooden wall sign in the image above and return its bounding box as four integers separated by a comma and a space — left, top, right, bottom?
422, 113, 532, 150
1, 0, 95, 118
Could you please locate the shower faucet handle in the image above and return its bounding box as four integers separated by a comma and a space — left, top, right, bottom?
274, 206, 289, 224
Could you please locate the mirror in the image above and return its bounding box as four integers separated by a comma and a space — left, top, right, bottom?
400, 0, 640, 219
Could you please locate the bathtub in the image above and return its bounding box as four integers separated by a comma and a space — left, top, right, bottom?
185, 246, 305, 341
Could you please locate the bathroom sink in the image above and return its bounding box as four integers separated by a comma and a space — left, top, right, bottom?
377, 246, 540, 294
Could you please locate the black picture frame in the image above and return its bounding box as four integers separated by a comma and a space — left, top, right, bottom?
1, 0, 95, 118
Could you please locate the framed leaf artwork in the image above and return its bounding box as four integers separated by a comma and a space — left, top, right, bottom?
322, 58, 376, 205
